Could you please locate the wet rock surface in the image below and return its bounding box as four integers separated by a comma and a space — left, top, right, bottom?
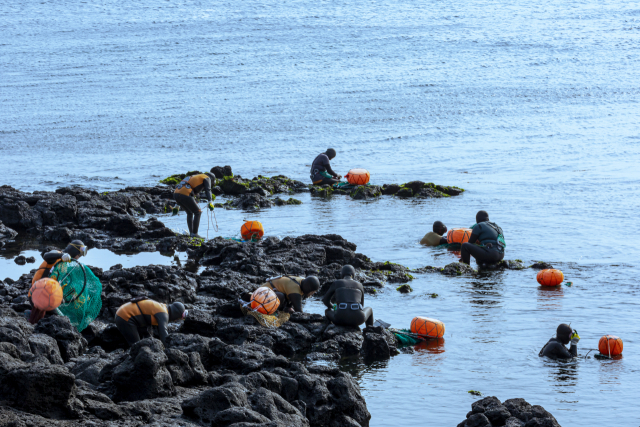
458, 397, 561, 427
0, 174, 558, 427
0, 234, 406, 425
0, 184, 176, 251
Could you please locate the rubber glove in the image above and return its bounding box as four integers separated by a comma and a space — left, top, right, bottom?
61, 253, 72, 262
332, 304, 337, 311
208, 202, 215, 211
172, 206, 180, 216
570, 329, 580, 346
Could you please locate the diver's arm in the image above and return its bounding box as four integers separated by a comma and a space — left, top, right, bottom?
325, 161, 338, 177
569, 343, 577, 357
322, 283, 337, 309
289, 294, 303, 313
203, 178, 213, 202
468, 228, 480, 245
156, 312, 170, 345
553, 342, 575, 359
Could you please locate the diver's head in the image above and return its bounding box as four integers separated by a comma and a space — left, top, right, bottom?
64, 240, 87, 259
476, 210, 490, 223
340, 265, 356, 279
326, 148, 337, 160
205, 172, 216, 181
301, 276, 320, 297
433, 221, 447, 235
168, 302, 187, 321
556, 323, 572, 345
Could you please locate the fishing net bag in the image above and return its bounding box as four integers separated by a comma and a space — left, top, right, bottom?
50, 260, 102, 332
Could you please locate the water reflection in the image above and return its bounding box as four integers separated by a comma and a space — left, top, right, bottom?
414, 338, 446, 354
549, 361, 579, 388
0, 244, 188, 280
597, 357, 624, 388
338, 358, 390, 383
537, 286, 564, 310
467, 278, 504, 314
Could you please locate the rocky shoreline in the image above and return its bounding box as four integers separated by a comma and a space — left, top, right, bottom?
0, 172, 562, 426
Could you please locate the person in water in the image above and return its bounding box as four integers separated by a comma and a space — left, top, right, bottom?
173, 173, 215, 238
322, 265, 374, 327
539, 323, 580, 359
27, 240, 88, 324
420, 221, 448, 246
115, 299, 187, 346
242, 275, 320, 313
310, 148, 342, 185
460, 210, 505, 265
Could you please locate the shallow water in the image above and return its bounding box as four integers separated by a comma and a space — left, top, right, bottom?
1, 0, 640, 424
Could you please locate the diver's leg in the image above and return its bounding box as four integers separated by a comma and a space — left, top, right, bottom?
363, 307, 374, 327
175, 194, 195, 234
116, 316, 140, 347
325, 308, 336, 323
461, 243, 490, 265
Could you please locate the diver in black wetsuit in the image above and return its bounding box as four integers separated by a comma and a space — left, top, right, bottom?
460, 210, 505, 266
539, 323, 580, 359
310, 148, 342, 185
322, 265, 374, 327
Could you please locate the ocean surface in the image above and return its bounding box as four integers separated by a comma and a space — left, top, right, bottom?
1, 0, 639, 425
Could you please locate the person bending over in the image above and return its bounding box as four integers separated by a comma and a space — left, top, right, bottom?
460, 210, 505, 265
539, 323, 580, 359
27, 240, 88, 324
115, 299, 187, 346
322, 265, 374, 327
173, 172, 215, 238
310, 148, 341, 185
420, 221, 448, 246
243, 275, 320, 313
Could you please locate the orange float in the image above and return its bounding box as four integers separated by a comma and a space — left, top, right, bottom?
410, 316, 445, 338
250, 287, 280, 315
536, 269, 564, 286
345, 169, 370, 185
241, 221, 264, 241
598, 335, 623, 357
29, 278, 63, 311
447, 228, 472, 244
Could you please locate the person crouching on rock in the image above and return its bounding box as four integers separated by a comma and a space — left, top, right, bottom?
243, 275, 320, 314
27, 240, 87, 324
173, 172, 216, 238
322, 265, 374, 327
420, 221, 448, 246
310, 148, 342, 185
460, 210, 505, 266
115, 298, 187, 346
539, 323, 580, 359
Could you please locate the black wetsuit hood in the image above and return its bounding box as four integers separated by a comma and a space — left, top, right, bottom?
476, 210, 490, 223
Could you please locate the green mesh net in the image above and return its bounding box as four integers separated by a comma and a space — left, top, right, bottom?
391, 328, 424, 346
50, 260, 102, 332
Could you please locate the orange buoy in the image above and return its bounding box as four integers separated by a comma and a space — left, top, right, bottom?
250, 287, 280, 315
536, 269, 564, 286
598, 335, 623, 357
345, 169, 370, 185
410, 316, 445, 338
29, 278, 63, 311
447, 228, 472, 244
241, 220, 264, 241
